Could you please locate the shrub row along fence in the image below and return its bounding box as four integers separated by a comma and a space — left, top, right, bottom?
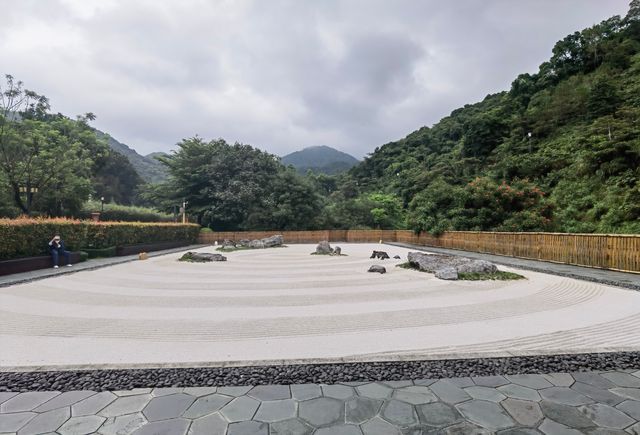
0, 219, 200, 260
199, 230, 640, 273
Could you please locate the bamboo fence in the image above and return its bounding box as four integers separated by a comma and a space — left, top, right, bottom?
198, 230, 640, 273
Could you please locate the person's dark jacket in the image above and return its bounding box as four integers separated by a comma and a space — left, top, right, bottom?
49, 240, 67, 253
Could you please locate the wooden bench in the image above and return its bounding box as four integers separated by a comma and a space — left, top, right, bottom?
0, 252, 83, 276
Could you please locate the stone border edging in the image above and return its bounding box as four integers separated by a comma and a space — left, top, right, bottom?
1, 351, 638, 392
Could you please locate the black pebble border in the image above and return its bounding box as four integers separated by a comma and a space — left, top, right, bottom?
1, 352, 639, 392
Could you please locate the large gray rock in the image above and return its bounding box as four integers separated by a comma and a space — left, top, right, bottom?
262, 234, 284, 247
368, 265, 386, 274
407, 251, 498, 280
179, 252, 227, 262
435, 267, 458, 280
249, 240, 266, 249
222, 239, 236, 249
238, 239, 251, 247
456, 260, 497, 274
315, 241, 333, 255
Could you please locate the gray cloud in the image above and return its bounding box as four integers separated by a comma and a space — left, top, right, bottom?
0, 0, 630, 158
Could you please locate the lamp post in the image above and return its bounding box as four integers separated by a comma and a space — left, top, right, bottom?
527, 132, 532, 153
19, 185, 38, 215
100, 196, 105, 213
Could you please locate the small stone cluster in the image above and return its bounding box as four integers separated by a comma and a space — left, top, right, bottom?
313, 241, 342, 256
223, 235, 284, 249
407, 252, 498, 280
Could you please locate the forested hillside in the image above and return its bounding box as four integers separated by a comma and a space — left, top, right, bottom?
346, 4, 640, 234
281, 146, 359, 175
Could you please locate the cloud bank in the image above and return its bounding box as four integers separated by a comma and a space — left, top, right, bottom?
1, 0, 630, 157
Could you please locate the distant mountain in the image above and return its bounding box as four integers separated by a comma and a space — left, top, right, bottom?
95, 131, 168, 183
281, 146, 359, 175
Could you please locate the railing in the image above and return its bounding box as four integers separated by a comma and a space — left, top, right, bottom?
198, 230, 640, 273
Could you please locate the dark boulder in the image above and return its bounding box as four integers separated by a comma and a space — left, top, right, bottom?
368, 265, 386, 274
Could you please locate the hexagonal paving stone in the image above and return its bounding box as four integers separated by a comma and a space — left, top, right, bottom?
616, 399, 640, 420
383, 380, 413, 388
501, 399, 543, 426
226, 420, 268, 435
152, 388, 184, 397
356, 383, 393, 399
505, 375, 553, 390
498, 429, 543, 435
429, 380, 471, 404
579, 403, 635, 429
99, 394, 152, 417
571, 373, 615, 389
34, 391, 96, 413
0, 392, 18, 404
217, 386, 252, 397
314, 424, 362, 435
449, 377, 474, 388
361, 416, 402, 435
291, 384, 322, 400
440, 421, 493, 434
345, 396, 383, 424
183, 393, 232, 418
247, 385, 290, 401
322, 384, 355, 400
143, 393, 196, 422
571, 382, 625, 406
393, 386, 438, 405
415, 402, 462, 427
497, 384, 541, 402
1, 392, 60, 413
538, 418, 583, 435
220, 396, 260, 423
0, 412, 36, 433
131, 418, 190, 435
72, 391, 117, 417
188, 412, 227, 435
413, 379, 437, 387
182, 387, 217, 397
539, 387, 592, 406
253, 399, 296, 422
298, 397, 344, 427
456, 400, 515, 431
584, 429, 629, 435
542, 373, 575, 387
380, 399, 418, 427
58, 415, 106, 435
601, 372, 640, 388
113, 388, 152, 397
269, 418, 313, 435
464, 386, 507, 403
610, 387, 640, 401
17, 406, 70, 435
472, 375, 509, 388
539, 401, 593, 429
97, 412, 146, 435
626, 422, 640, 435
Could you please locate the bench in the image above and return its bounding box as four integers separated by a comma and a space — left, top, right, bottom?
0, 252, 83, 276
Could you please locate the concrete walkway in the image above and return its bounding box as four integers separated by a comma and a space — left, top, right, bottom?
0, 245, 206, 288
388, 242, 640, 291
2, 370, 640, 434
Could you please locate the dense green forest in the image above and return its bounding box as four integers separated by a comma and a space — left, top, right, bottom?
2, 2, 639, 233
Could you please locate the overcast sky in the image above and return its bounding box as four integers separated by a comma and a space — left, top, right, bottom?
1, 0, 630, 158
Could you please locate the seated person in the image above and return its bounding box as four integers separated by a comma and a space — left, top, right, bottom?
48, 235, 72, 268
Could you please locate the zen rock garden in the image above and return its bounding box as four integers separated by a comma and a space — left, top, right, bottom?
221, 234, 285, 250
313, 240, 343, 256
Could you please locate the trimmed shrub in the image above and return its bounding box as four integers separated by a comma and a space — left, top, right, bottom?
80, 201, 174, 222
83, 246, 117, 258
0, 218, 199, 260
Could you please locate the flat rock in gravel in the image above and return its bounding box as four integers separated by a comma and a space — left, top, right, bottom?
368, 265, 386, 274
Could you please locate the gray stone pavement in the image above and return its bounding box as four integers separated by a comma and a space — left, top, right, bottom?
2, 370, 640, 434
0, 245, 206, 288
387, 242, 640, 291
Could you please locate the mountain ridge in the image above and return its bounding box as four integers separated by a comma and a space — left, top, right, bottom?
281, 145, 359, 175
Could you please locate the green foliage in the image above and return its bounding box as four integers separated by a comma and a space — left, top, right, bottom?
0, 218, 199, 260
457, 271, 526, 281
150, 137, 324, 231
83, 246, 117, 258
80, 200, 173, 222
345, 9, 640, 235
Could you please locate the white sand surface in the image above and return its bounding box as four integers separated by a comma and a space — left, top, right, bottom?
2, 243, 639, 370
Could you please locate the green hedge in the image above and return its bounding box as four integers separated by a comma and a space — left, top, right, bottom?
80, 201, 174, 222
0, 218, 200, 260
